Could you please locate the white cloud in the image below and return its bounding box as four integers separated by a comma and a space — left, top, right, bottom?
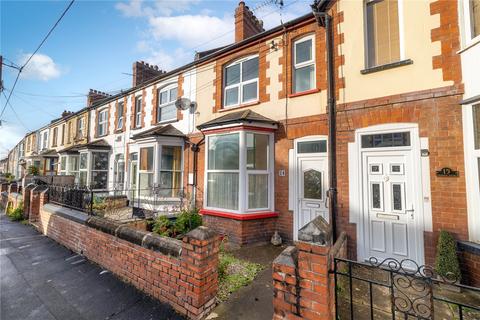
116, 0, 199, 17
19, 53, 62, 81
0, 123, 26, 156
148, 14, 234, 48
144, 47, 192, 70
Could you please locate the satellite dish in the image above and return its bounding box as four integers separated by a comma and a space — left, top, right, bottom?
175, 97, 192, 111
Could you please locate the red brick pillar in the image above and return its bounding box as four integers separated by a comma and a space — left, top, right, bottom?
181, 226, 220, 319
272, 233, 347, 320
22, 184, 37, 219
29, 186, 49, 223
1, 183, 8, 192
8, 183, 18, 194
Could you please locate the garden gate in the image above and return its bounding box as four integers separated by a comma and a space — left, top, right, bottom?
332, 257, 480, 319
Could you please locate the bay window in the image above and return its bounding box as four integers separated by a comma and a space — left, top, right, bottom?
205, 131, 273, 213
223, 56, 259, 108
365, 0, 401, 68
90, 152, 109, 189
97, 109, 108, 136
79, 153, 88, 186
157, 85, 177, 123
59, 156, 67, 174
68, 155, 79, 183
139, 146, 154, 196
159, 146, 182, 197
293, 35, 315, 93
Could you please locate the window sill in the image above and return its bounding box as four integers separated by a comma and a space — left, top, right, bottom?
220, 101, 261, 113
156, 119, 178, 125
200, 208, 279, 221
288, 88, 320, 98
457, 36, 480, 54
360, 59, 413, 75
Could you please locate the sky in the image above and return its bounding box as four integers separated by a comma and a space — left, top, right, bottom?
0, 0, 312, 158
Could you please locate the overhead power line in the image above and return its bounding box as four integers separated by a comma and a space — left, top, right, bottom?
0, 0, 75, 121
1, 91, 30, 131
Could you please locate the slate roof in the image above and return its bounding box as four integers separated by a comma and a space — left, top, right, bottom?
39, 149, 59, 157
131, 124, 185, 140
197, 110, 278, 130
59, 139, 111, 153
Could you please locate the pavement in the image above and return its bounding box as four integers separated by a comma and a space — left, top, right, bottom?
210, 243, 287, 320
0, 213, 185, 320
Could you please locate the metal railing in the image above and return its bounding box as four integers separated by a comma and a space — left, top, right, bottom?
48, 185, 185, 218
333, 257, 480, 320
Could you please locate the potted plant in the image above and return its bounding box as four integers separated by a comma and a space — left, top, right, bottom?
435, 230, 462, 292
27, 166, 39, 176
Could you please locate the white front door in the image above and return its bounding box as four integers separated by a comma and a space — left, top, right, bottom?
296, 157, 328, 235
362, 150, 419, 263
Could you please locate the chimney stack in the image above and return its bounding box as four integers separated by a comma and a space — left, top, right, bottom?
235, 1, 265, 42
132, 61, 166, 87
61, 110, 73, 118
87, 89, 112, 107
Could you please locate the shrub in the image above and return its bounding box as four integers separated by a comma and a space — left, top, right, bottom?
27, 166, 39, 176
7, 205, 24, 221
435, 230, 461, 282
152, 209, 202, 238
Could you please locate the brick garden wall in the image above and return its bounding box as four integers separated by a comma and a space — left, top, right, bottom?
32, 191, 220, 320
272, 232, 347, 320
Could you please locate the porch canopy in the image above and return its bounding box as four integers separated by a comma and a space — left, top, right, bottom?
197, 109, 279, 222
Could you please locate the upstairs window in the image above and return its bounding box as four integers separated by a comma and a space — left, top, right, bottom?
223, 55, 259, 108
293, 35, 315, 93
97, 109, 108, 136
116, 102, 124, 130
67, 122, 72, 143
157, 85, 177, 123
77, 117, 85, 139
134, 96, 142, 128
42, 132, 48, 150
470, 0, 480, 39
365, 0, 400, 68
52, 128, 58, 147
61, 124, 65, 145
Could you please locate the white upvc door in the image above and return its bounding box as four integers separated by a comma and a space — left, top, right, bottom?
295, 156, 328, 237
362, 150, 419, 264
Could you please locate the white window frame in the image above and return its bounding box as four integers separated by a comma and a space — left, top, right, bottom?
157, 84, 178, 123
97, 109, 108, 137
223, 55, 259, 108
293, 34, 316, 93
158, 145, 183, 198
462, 0, 480, 46
364, 0, 405, 68
114, 154, 125, 190
77, 117, 85, 139
134, 96, 142, 128
138, 144, 156, 198
79, 152, 89, 187
42, 131, 48, 150
116, 102, 124, 130
204, 130, 274, 214
90, 151, 109, 190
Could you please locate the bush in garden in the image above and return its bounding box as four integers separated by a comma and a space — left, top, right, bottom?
435, 230, 461, 282
27, 166, 39, 176
152, 209, 202, 238
7, 202, 24, 221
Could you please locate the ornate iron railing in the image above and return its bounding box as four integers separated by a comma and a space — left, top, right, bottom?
333, 257, 480, 320
48, 185, 185, 218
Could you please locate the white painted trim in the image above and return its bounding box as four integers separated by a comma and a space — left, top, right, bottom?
463, 104, 480, 242
349, 123, 425, 265
292, 135, 328, 241
288, 149, 295, 211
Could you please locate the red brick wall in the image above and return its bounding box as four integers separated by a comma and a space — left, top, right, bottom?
272, 233, 347, 320
202, 214, 277, 246
459, 249, 480, 287
35, 193, 220, 320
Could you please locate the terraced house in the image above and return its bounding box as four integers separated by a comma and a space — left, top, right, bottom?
2, 0, 479, 287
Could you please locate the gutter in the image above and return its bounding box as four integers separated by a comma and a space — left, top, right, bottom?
312, 0, 337, 242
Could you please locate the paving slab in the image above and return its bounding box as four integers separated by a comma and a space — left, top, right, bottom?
0, 214, 185, 320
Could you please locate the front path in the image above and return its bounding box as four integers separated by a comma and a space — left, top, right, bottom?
0, 214, 184, 320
